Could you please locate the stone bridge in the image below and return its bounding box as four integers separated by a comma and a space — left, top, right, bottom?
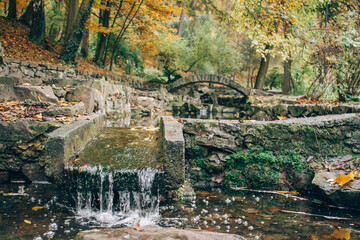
166, 74, 251, 97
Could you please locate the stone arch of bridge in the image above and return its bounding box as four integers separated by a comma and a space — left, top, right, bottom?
165, 74, 250, 97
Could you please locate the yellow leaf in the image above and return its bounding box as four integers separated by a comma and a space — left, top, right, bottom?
278, 116, 288, 120
276, 191, 299, 194
334, 171, 355, 185
24, 220, 31, 224
331, 228, 351, 240
34, 113, 42, 120
322, 228, 351, 240
32, 206, 44, 211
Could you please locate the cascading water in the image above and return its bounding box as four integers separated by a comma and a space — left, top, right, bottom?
69, 165, 160, 227
60, 126, 163, 228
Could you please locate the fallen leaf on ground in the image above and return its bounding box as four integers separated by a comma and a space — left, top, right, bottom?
34, 113, 43, 120
334, 171, 355, 185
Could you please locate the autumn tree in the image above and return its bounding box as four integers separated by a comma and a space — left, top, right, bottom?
7, 0, 16, 19
232, 0, 304, 93
29, 0, 45, 45
157, 14, 242, 81
63, 0, 79, 43
89, 0, 180, 70
61, 0, 95, 63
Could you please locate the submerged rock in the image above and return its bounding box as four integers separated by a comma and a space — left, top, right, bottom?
312, 170, 360, 208
75, 225, 246, 240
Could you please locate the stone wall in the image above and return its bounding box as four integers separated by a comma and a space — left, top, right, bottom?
0, 120, 54, 183
184, 114, 360, 158
182, 114, 360, 189
238, 103, 360, 120
0, 57, 149, 89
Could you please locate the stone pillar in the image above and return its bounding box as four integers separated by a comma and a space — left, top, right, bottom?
0, 42, 4, 65
161, 116, 185, 190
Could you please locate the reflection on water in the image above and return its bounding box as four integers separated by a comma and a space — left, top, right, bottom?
159, 189, 360, 239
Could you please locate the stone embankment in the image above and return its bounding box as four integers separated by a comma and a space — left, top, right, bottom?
75, 225, 246, 240
238, 103, 360, 120
0, 57, 142, 89
181, 114, 360, 207
0, 74, 133, 182
183, 114, 360, 157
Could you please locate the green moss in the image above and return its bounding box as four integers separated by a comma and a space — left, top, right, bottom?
194, 157, 206, 168
28, 124, 49, 135
223, 147, 305, 189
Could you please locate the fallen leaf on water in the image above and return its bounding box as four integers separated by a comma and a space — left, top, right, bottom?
322, 228, 351, 240
331, 228, 351, 240
195, 191, 212, 196
276, 191, 299, 194
79, 164, 87, 173
24, 220, 31, 224
268, 206, 281, 213
32, 206, 44, 211
334, 171, 354, 185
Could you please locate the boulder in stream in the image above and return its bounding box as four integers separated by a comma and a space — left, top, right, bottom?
75, 225, 246, 240
312, 170, 360, 208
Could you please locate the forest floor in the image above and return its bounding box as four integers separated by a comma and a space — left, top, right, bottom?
0, 17, 109, 74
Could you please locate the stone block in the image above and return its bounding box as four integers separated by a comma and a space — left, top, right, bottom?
0, 85, 58, 102
57, 65, 66, 72
29, 62, 39, 68
66, 86, 96, 113
20, 61, 31, 67
46, 113, 105, 180
161, 116, 185, 190
42, 102, 86, 117
35, 70, 47, 78
75, 225, 246, 240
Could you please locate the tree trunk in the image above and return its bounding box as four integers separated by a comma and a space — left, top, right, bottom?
7, 0, 16, 19
63, 0, 79, 43
282, 58, 292, 94
177, 9, 186, 37
80, 29, 89, 58
61, 0, 95, 63
30, 0, 45, 46
19, 0, 34, 26
254, 48, 271, 89
94, 0, 110, 65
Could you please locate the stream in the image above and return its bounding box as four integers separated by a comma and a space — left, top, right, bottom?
1, 119, 360, 239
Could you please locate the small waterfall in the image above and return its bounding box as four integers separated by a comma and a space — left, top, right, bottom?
68, 166, 160, 227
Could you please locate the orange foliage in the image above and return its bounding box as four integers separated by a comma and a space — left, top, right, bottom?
334, 171, 355, 185
0, 17, 109, 74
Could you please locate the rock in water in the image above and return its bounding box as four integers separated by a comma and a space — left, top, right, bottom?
312, 170, 360, 208
75, 225, 246, 240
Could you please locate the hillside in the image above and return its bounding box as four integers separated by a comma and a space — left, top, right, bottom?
0, 17, 108, 74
